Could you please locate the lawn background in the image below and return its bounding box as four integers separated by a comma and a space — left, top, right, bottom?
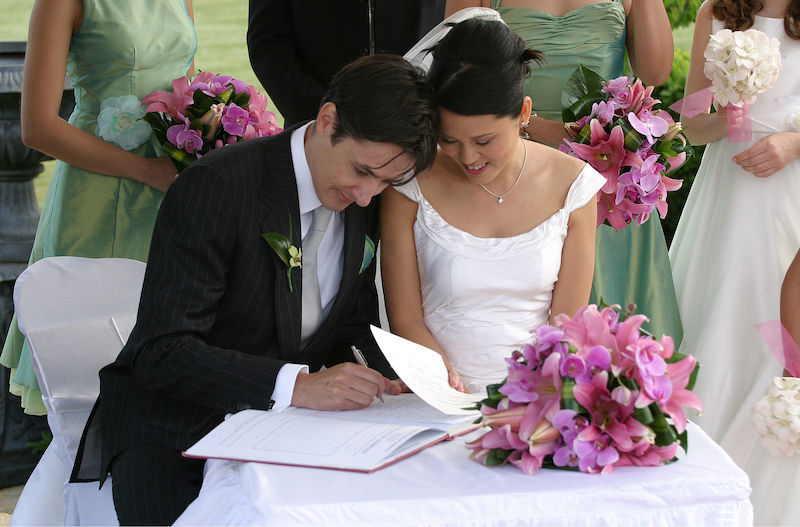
6, 1, 694, 208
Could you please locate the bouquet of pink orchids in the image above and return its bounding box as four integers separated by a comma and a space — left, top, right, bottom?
560, 66, 692, 229
467, 304, 702, 475
143, 72, 282, 172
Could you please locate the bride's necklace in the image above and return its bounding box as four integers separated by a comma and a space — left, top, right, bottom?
479, 139, 527, 204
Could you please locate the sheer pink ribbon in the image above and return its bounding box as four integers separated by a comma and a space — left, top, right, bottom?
755, 320, 800, 378
669, 87, 753, 143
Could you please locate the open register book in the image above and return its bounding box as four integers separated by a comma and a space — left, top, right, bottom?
183, 326, 485, 472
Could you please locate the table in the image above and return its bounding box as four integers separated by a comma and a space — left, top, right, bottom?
175, 423, 752, 527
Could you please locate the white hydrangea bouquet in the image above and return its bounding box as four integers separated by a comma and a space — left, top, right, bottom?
753, 377, 800, 456
753, 321, 800, 456
703, 28, 782, 142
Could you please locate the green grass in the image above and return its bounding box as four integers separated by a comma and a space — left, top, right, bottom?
8, 2, 695, 208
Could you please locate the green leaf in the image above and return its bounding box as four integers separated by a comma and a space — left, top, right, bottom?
541, 457, 579, 472
485, 448, 513, 466
359, 235, 376, 274
192, 89, 213, 113
216, 86, 235, 105
561, 65, 607, 122
480, 381, 507, 409
560, 378, 581, 413
632, 405, 654, 425
233, 91, 251, 108
161, 143, 195, 171
613, 119, 645, 152
678, 428, 689, 454
259, 233, 291, 267
648, 403, 678, 446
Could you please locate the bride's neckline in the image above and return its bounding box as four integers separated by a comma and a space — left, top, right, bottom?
412, 169, 585, 242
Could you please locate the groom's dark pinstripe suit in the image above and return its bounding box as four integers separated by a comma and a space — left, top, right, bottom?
71, 125, 392, 518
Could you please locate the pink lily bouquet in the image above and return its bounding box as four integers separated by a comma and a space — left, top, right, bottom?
143, 72, 282, 172
467, 304, 702, 475
560, 66, 692, 229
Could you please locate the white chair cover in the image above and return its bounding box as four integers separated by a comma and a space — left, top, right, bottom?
11, 256, 146, 526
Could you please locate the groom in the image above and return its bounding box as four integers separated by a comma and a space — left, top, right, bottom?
71, 54, 438, 525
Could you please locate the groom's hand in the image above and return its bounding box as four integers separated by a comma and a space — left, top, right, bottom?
291, 363, 388, 410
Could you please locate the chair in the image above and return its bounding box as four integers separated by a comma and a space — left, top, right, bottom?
11, 257, 146, 526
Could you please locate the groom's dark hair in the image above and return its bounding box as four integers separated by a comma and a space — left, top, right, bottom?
322, 54, 438, 181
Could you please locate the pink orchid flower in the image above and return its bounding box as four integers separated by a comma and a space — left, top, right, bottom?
221, 103, 250, 136
190, 74, 234, 97
628, 110, 669, 145
573, 427, 619, 474
166, 115, 203, 154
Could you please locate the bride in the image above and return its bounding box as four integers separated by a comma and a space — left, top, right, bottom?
381, 17, 605, 393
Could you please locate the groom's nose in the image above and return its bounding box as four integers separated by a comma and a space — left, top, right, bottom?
351, 177, 385, 207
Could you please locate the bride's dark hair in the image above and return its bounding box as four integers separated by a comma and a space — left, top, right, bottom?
429, 18, 543, 118
712, 0, 800, 39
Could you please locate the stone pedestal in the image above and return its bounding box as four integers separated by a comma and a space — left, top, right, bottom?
0, 41, 74, 487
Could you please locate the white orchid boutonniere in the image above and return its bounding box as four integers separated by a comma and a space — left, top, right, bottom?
260, 216, 301, 292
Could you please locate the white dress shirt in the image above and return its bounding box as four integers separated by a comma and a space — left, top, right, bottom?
270, 122, 345, 410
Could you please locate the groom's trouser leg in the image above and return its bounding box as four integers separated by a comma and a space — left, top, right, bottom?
110, 444, 205, 526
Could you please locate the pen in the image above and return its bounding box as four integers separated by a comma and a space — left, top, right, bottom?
351, 345, 384, 403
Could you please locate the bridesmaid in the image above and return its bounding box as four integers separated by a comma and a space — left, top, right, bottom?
0, 0, 196, 415
445, 0, 682, 343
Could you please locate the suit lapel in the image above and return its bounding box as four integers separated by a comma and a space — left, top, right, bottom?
257, 132, 303, 361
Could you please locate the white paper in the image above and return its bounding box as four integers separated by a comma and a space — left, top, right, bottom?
291, 393, 477, 429
370, 326, 485, 415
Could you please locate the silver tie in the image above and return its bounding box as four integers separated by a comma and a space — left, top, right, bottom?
301, 206, 333, 342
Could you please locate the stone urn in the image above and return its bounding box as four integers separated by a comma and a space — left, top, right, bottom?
0, 40, 74, 487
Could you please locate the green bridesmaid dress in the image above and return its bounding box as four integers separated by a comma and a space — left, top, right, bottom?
0, 0, 197, 414
494, 0, 683, 343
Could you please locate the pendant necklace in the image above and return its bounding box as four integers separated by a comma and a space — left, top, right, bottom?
479, 138, 527, 204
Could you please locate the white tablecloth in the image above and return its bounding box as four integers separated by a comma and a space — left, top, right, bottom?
175, 423, 752, 527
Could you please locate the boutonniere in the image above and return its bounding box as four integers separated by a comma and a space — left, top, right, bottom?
359, 235, 376, 275
260, 215, 301, 292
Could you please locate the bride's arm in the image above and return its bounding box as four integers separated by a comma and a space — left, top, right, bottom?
380, 186, 466, 392
549, 190, 597, 323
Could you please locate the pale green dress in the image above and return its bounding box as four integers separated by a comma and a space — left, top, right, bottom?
493, 0, 683, 342
0, 0, 197, 414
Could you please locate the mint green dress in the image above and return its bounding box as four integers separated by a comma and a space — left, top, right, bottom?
0, 0, 197, 415
494, 0, 683, 343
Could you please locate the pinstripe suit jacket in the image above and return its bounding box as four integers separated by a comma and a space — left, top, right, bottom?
72, 126, 391, 481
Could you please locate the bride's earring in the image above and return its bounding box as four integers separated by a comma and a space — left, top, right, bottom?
520, 120, 530, 140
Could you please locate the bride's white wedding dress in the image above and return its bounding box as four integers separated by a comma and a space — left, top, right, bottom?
669, 16, 800, 526
394, 165, 604, 393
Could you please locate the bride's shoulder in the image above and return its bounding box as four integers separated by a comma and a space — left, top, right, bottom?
530, 141, 586, 186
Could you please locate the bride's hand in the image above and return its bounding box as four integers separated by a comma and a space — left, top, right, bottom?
447, 368, 466, 393
732, 132, 800, 178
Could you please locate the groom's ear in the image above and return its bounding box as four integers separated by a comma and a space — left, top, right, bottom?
315, 102, 339, 142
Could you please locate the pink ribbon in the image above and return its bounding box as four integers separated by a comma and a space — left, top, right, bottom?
755, 320, 800, 378
668, 87, 752, 143
668, 87, 714, 118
